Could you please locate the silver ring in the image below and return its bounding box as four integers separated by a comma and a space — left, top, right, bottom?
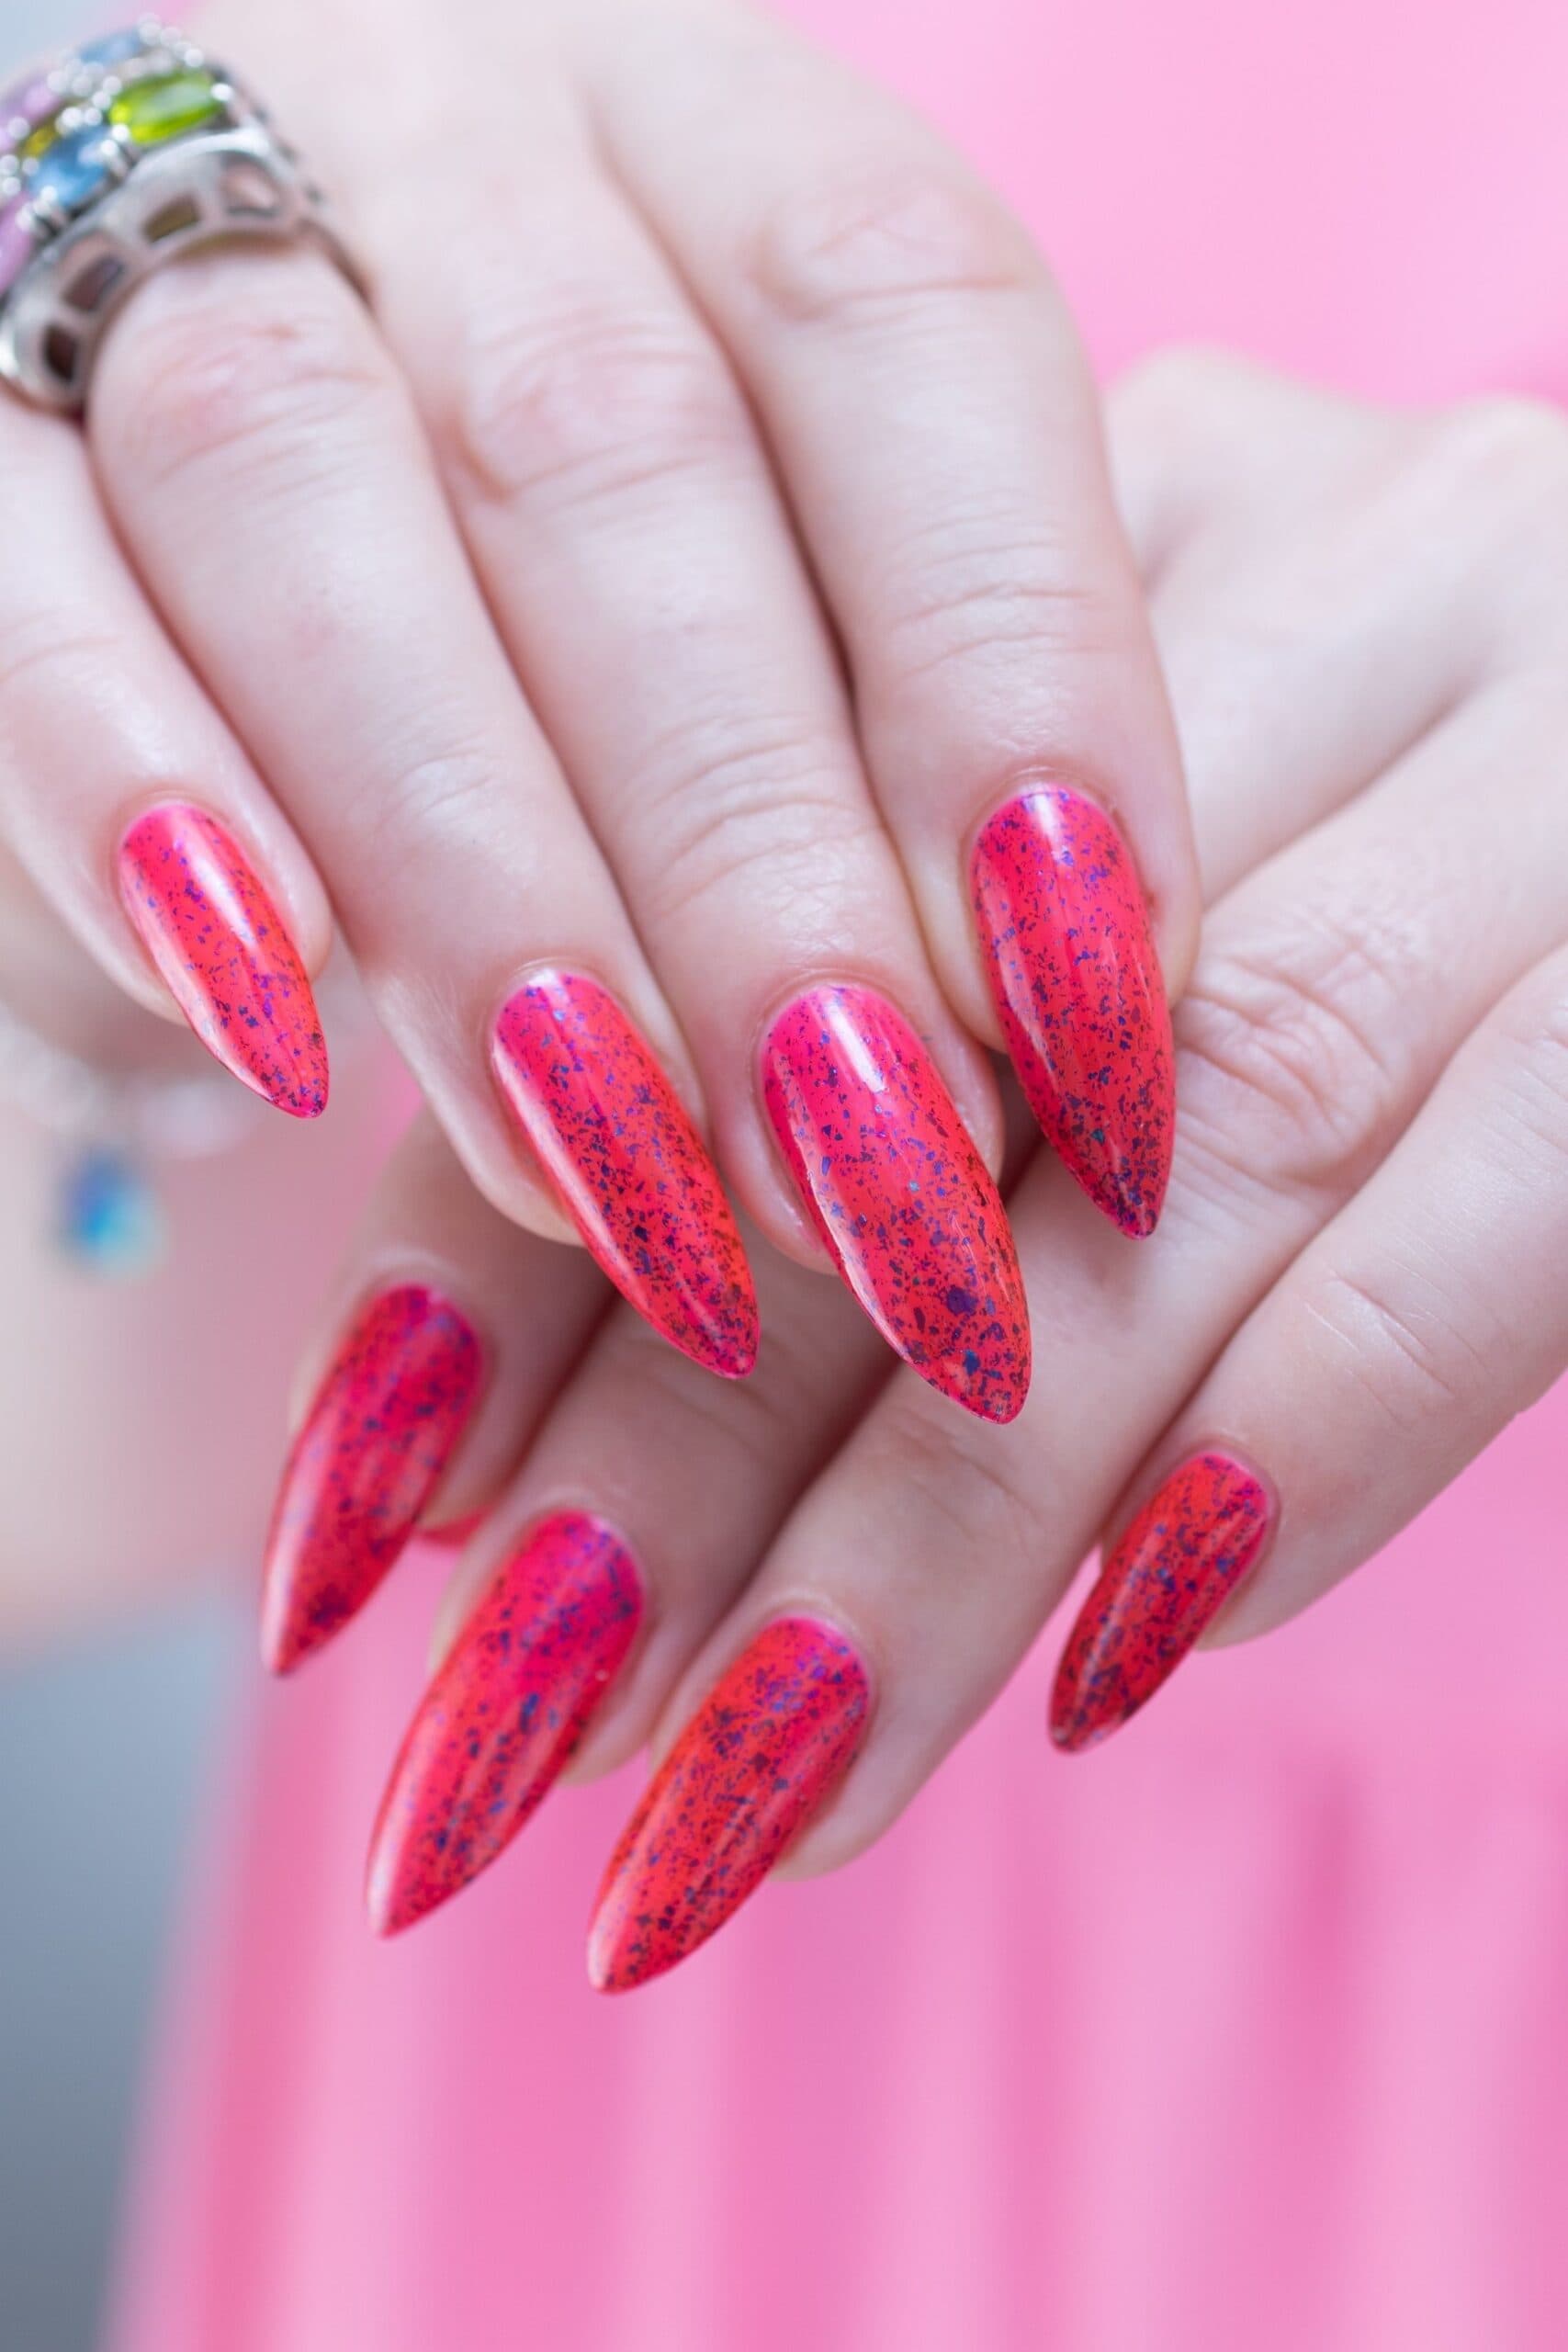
0, 17, 364, 414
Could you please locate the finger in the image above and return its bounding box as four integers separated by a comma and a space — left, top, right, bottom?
585, 12, 1198, 1235
1052, 938, 1568, 1748
88, 247, 757, 1375
584, 682, 1568, 1985
1110, 356, 1552, 899
365, 1210, 887, 1932
260, 1111, 608, 1672
1109, 348, 1408, 589
0, 392, 331, 1112
367, 90, 1003, 1213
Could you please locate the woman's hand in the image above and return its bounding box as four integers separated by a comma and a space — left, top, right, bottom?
282, 353, 1568, 1985
0, 0, 1195, 1412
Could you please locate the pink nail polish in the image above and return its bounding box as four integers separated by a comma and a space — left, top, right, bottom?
491, 970, 758, 1378
588, 1616, 870, 1994
971, 785, 1174, 1236
367, 1511, 642, 1935
761, 984, 1030, 1420
1050, 1451, 1271, 1752
117, 802, 328, 1118
261, 1285, 482, 1675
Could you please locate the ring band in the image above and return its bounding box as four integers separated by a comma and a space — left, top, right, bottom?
0, 17, 364, 414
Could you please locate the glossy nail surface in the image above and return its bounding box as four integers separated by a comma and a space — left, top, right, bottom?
588, 1616, 871, 1994
367, 1512, 642, 1935
761, 985, 1029, 1420
1051, 1451, 1271, 1752
117, 802, 328, 1118
971, 785, 1174, 1235
261, 1286, 482, 1674
491, 970, 757, 1378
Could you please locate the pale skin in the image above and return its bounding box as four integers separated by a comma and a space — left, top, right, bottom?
9, 347, 1568, 1905
0, 0, 1196, 1276
339, 358, 1568, 1875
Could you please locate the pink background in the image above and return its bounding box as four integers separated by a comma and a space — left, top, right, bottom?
109, 3, 1568, 2347
788, 0, 1568, 402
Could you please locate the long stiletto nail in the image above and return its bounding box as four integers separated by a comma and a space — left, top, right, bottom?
491, 970, 758, 1379
1051, 1451, 1271, 1752
588, 1615, 870, 1994
971, 785, 1174, 1236
117, 802, 328, 1118
367, 1511, 642, 1935
761, 983, 1030, 1420
261, 1285, 482, 1674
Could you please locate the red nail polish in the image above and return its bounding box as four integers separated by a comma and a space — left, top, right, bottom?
367, 1511, 642, 1935
491, 970, 758, 1378
261, 1285, 482, 1675
971, 786, 1174, 1236
761, 984, 1030, 1421
1051, 1451, 1271, 1752
117, 802, 328, 1118
588, 1616, 870, 1994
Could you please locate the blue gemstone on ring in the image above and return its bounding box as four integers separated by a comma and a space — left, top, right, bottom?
30, 124, 118, 212
77, 28, 149, 67
56, 1145, 164, 1277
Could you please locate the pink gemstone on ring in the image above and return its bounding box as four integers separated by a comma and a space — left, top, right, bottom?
1, 74, 60, 137
0, 192, 37, 300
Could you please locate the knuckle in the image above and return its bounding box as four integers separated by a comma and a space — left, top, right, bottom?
1492, 966, 1568, 1176
440, 294, 750, 510
0, 612, 125, 707
599, 1321, 779, 1472
1416, 396, 1568, 584
337, 741, 503, 886
1176, 906, 1421, 1204
1111, 342, 1261, 434
871, 508, 1105, 690
105, 268, 391, 492
1299, 1264, 1489, 1434
595, 1302, 846, 1504
867, 1404, 1043, 1575
1425, 394, 1568, 500
632, 719, 882, 943
749, 154, 1038, 329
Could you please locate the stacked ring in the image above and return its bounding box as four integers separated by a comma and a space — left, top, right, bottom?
0, 16, 362, 413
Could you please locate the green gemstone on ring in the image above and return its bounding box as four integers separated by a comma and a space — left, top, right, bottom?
18, 110, 64, 163
107, 71, 221, 149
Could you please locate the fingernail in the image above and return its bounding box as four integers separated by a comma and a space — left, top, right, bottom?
117, 802, 328, 1118
1050, 1450, 1271, 1752
971, 785, 1175, 1236
261, 1285, 482, 1674
588, 1615, 870, 1994
491, 970, 758, 1378
761, 983, 1030, 1420
367, 1511, 642, 1935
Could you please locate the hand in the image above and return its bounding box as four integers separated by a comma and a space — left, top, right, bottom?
0, 0, 1195, 1415
0, 850, 391, 1643
277, 353, 1568, 1985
